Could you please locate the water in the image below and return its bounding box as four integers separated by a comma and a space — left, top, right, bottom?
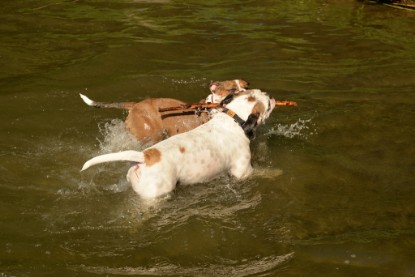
1, 0, 415, 276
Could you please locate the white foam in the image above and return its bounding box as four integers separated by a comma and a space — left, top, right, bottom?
166, 76, 207, 85
97, 119, 143, 153
266, 118, 316, 139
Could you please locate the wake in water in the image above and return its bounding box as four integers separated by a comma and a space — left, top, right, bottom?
50, 116, 296, 276
73, 252, 295, 276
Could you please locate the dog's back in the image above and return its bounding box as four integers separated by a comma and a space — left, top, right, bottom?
125, 98, 210, 144
80, 79, 249, 145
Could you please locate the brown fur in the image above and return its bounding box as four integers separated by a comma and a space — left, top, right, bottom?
143, 148, 162, 166
219, 80, 249, 91
209, 79, 249, 99
251, 102, 265, 116
125, 80, 249, 144
125, 98, 210, 144
84, 80, 249, 145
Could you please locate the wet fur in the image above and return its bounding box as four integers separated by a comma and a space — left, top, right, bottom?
82, 89, 275, 199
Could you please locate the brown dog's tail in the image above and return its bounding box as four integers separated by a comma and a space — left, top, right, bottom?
80, 94, 135, 110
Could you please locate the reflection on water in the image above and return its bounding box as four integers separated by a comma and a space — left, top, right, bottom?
1, 0, 415, 276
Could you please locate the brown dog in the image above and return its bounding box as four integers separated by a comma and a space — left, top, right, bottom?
80, 79, 249, 145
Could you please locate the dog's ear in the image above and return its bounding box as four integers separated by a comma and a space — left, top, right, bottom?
220, 94, 234, 105
240, 79, 250, 89
242, 113, 259, 139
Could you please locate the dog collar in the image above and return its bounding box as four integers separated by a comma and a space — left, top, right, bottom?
221, 107, 257, 139
221, 108, 246, 128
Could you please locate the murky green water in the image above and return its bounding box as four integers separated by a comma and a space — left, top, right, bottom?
1, 0, 415, 276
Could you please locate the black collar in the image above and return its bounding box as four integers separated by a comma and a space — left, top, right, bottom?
221, 108, 245, 127
221, 108, 259, 139
221, 108, 252, 138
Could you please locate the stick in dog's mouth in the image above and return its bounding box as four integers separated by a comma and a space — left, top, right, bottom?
158, 103, 221, 113
158, 100, 297, 112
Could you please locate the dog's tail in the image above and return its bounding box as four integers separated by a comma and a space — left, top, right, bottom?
80, 94, 135, 110
81, 150, 144, 171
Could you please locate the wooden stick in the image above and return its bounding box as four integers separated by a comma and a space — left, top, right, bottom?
159, 103, 221, 113
158, 100, 298, 112
275, 100, 298, 107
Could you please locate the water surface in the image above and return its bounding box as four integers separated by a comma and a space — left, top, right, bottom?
1, 0, 415, 276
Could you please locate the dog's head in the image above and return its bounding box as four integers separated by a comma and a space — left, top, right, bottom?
222, 89, 275, 137
206, 79, 249, 103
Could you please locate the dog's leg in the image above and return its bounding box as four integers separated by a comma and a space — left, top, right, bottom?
230, 163, 253, 180
229, 153, 254, 180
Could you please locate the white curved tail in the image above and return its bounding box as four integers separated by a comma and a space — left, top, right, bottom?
81, 150, 144, 171
79, 94, 135, 109
79, 94, 95, 106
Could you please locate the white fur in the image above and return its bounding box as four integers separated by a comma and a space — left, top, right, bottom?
205, 94, 213, 103
234, 79, 243, 91
79, 94, 95, 106
82, 89, 275, 199
81, 150, 144, 171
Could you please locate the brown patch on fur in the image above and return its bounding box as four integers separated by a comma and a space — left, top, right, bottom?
247, 96, 256, 102
144, 148, 162, 166
222, 81, 236, 90
215, 88, 230, 97
251, 102, 265, 116
179, 146, 186, 153
237, 79, 249, 89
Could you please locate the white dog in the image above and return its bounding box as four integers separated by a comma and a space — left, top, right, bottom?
81, 89, 275, 199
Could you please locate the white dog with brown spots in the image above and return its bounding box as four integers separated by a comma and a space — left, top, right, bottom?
81, 89, 275, 199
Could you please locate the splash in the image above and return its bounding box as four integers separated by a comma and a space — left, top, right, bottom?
97, 119, 143, 153
266, 118, 316, 139
66, 119, 143, 194
163, 76, 208, 86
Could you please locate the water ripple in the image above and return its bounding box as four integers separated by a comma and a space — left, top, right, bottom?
73, 252, 295, 276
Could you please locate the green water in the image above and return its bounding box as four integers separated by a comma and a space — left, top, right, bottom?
1, 1, 414, 276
